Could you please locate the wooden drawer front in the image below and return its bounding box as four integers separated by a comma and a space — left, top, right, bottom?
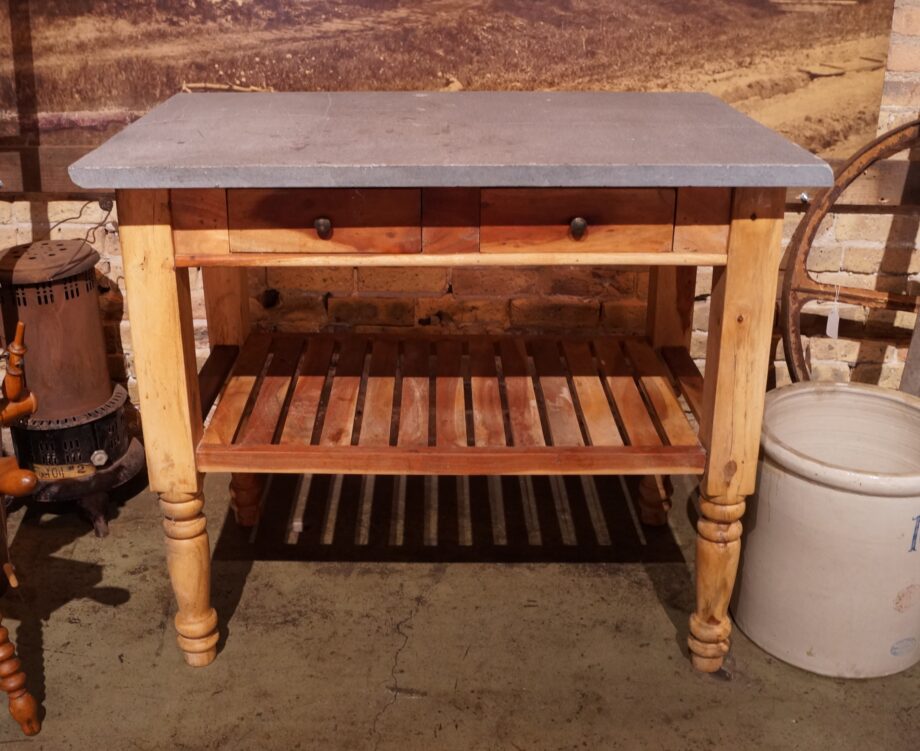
480, 188, 675, 253
228, 189, 421, 254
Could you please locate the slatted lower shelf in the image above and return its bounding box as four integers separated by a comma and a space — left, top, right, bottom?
196, 333, 706, 475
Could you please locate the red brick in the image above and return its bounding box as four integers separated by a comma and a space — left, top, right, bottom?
416, 296, 510, 331
357, 267, 449, 294
255, 292, 327, 332
267, 267, 354, 293
543, 267, 636, 297
635, 270, 650, 299
451, 268, 543, 296
510, 297, 599, 329
328, 297, 415, 327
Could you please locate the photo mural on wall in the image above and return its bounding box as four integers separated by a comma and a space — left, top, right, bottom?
0, 0, 894, 192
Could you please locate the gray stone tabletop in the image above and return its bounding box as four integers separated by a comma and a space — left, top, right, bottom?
69, 91, 832, 189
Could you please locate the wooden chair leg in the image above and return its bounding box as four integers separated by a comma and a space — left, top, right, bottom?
229, 473, 264, 527
0, 612, 40, 736
637, 474, 673, 526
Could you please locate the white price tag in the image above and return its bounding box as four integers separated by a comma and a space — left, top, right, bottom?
826, 286, 840, 339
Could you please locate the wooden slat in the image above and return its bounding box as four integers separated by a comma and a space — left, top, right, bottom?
198, 345, 239, 419
359, 340, 398, 446
436, 340, 467, 448
238, 337, 303, 445
197, 334, 707, 476
480, 188, 675, 253
228, 188, 421, 254
468, 339, 505, 447
498, 340, 545, 447
202, 334, 272, 446
398, 340, 430, 448
660, 346, 704, 421
198, 444, 705, 476
529, 340, 584, 447
560, 341, 623, 447
593, 339, 662, 447
279, 337, 335, 446
622, 340, 697, 447
319, 339, 367, 446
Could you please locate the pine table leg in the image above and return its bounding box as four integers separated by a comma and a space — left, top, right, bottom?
229, 473, 264, 527
637, 474, 674, 526
118, 189, 219, 667
689, 188, 785, 672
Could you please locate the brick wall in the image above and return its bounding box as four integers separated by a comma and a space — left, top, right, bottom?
765, 0, 920, 389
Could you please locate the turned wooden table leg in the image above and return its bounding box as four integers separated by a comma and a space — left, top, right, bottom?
160, 490, 219, 666
688, 493, 745, 670
0, 613, 39, 736
229, 473, 264, 527
119, 189, 219, 666
690, 188, 785, 672
637, 474, 673, 526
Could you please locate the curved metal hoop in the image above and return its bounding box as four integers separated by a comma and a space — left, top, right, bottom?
780, 119, 920, 381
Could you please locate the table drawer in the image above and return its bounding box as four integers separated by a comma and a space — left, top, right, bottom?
228, 189, 421, 254
480, 188, 675, 253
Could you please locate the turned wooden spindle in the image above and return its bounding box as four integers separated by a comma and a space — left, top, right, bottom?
0, 323, 37, 425
159, 491, 219, 666
0, 617, 39, 736
637, 475, 673, 526
229, 473, 264, 527
687, 494, 746, 672
0, 321, 41, 734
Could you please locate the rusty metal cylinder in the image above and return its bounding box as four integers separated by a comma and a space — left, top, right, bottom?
0, 239, 111, 421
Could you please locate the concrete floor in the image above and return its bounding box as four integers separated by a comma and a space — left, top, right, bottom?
0, 472, 916, 750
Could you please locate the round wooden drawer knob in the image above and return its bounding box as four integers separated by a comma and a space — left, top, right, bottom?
569, 216, 588, 240
314, 217, 333, 239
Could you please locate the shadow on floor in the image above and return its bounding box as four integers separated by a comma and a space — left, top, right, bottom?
0, 470, 144, 712
1, 471, 697, 713
211, 473, 695, 655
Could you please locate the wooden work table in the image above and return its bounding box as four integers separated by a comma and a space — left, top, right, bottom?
70, 91, 832, 672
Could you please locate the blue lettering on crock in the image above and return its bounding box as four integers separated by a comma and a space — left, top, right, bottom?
911, 515, 920, 553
